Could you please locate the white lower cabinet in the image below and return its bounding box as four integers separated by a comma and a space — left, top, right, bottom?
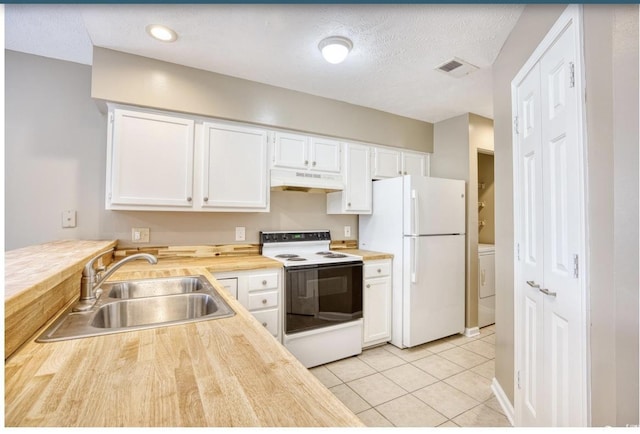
362, 259, 392, 347
213, 268, 282, 341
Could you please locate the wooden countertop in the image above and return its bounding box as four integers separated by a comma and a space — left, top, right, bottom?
5, 264, 363, 427
342, 249, 394, 261
5, 239, 117, 303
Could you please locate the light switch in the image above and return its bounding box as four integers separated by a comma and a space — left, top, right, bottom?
62, 210, 76, 228
235, 227, 246, 241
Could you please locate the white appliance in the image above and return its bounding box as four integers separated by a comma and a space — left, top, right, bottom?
261, 230, 363, 367
359, 175, 466, 348
270, 169, 344, 193
478, 243, 495, 327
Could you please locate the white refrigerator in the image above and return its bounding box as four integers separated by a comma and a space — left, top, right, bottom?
359, 175, 466, 348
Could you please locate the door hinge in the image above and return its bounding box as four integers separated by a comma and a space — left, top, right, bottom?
513, 116, 519, 135
569, 62, 576, 88
573, 254, 579, 278
517, 370, 521, 389
109, 112, 114, 124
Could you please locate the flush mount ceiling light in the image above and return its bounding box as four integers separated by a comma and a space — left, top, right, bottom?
146, 24, 178, 42
318, 36, 353, 64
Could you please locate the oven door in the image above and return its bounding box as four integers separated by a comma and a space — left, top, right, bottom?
285, 261, 363, 334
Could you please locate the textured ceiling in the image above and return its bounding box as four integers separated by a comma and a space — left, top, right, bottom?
5, 4, 524, 123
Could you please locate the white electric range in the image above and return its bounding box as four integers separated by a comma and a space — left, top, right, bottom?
261, 230, 364, 368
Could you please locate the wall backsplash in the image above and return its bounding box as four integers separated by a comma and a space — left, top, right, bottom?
107, 191, 358, 247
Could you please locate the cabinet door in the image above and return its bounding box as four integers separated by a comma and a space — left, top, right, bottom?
402, 151, 428, 177
273, 132, 309, 170
201, 122, 269, 211
363, 275, 392, 346
109, 109, 195, 207
345, 143, 372, 213
310, 137, 341, 173
372, 147, 402, 179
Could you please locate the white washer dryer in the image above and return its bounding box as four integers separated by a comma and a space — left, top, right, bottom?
478, 243, 495, 327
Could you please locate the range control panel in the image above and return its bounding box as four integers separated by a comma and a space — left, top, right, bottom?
260, 230, 331, 244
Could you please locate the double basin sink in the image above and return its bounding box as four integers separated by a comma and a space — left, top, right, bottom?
37, 276, 235, 342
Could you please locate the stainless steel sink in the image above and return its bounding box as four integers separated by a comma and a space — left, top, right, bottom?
105, 276, 207, 299
37, 276, 235, 342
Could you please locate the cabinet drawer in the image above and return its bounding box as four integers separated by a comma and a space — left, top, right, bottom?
248, 273, 279, 291
364, 261, 391, 278
247, 290, 278, 310
252, 309, 279, 337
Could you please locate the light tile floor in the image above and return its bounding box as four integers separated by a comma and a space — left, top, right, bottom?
310, 325, 511, 427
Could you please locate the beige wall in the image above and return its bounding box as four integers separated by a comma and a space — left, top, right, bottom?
584, 5, 639, 426
5, 50, 357, 251
91, 47, 433, 152
477, 153, 495, 245
5, 51, 107, 250
431, 113, 479, 330
492, 4, 639, 425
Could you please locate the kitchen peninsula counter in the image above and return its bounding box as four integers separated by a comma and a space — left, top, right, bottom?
5, 261, 363, 427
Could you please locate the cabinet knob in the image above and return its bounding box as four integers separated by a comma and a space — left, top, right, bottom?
398, 171, 402, 175
404, 171, 408, 175
348, 202, 351, 207
187, 197, 192, 202
262, 280, 267, 285
262, 322, 268, 327
377, 268, 382, 273
366, 284, 371, 288
203, 197, 209, 202
305, 160, 309, 165
262, 299, 268, 304
312, 161, 317, 166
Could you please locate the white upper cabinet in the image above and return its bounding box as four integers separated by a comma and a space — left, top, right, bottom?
200, 122, 269, 212
402, 151, 430, 177
106, 105, 269, 212
372, 147, 402, 179
309, 137, 342, 173
107, 108, 195, 209
273, 132, 341, 173
327, 142, 371, 214
372, 146, 430, 179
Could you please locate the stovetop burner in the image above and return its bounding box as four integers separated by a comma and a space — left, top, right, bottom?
261, 230, 363, 266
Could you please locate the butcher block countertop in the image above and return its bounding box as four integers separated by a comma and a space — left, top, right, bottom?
4, 244, 380, 427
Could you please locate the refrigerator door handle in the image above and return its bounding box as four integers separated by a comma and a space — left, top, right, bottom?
411, 237, 418, 283
411, 189, 420, 235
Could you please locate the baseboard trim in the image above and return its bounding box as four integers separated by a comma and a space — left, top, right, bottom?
491, 378, 515, 426
464, 327, 480, 337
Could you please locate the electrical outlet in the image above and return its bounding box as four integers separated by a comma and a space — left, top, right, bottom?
344, 226, 351, 238
62, 210, 77, 228
131, 227, 150, 243
235, 226, 246, 241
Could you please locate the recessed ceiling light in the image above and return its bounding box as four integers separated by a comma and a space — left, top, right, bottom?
318, 36, 353, 64
146, 24, 178, 42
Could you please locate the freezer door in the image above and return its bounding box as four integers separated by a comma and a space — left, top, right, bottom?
403, 176, 466, 235
403, 234, 465, 347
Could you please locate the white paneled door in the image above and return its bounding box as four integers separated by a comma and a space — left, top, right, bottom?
513, 5, 587, 427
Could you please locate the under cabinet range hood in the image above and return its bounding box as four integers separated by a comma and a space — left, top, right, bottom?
270, 169, 344, 193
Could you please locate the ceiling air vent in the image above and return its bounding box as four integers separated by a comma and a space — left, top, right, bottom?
435, 57, 479, 78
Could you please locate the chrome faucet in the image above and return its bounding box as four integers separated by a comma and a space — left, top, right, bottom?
74, 250, 158, 311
